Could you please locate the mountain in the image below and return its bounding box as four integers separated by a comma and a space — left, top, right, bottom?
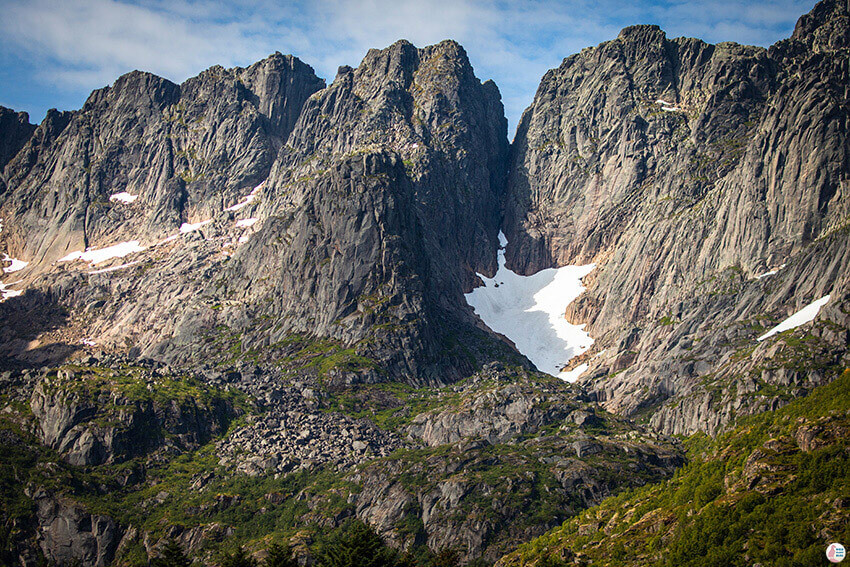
498, 370, 850, 567
504, 0, 850, 435
0, 0, 848, 565
0, 40, 509, 386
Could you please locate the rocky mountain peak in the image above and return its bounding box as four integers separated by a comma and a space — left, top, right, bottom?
0, 38, 509, 387
232, 51, 326, 142
0, 3, 848, 566
617, 24, 666, 43
504, 0, 849, 438
83, 70, 179, 112
792, 0, 850, 50
360, 39, 420, 83
0, 106, 36, 173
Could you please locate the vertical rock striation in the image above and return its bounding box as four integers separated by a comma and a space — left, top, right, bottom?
505, 0, 850, 433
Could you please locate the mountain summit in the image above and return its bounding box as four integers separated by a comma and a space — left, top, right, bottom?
0, 1, 848, 565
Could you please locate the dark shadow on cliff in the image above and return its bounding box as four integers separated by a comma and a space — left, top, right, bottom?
0, 288, 78, 371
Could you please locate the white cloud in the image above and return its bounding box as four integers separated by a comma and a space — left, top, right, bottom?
0, 0, 811, 133
0, 0, 271, 88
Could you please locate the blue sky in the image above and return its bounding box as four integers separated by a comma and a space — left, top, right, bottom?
0, 0, 814, 136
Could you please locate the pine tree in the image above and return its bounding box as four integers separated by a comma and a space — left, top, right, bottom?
150, 540, 192, 567
318, 521, 395, 567
264, 543, 299, 567
220, 546, 258, 567
431, 549, 460, 567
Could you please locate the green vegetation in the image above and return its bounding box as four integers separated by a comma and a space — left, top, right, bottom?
316, 520, 408, 567
0, 423, 40, 566
264, 543, 299, 567
205, 328, 379, 381
150, 540, 192, 567
43, 364, 247, 409
321, 381, 456, 432
502, 369, 850, 567
219, 546, 258, 567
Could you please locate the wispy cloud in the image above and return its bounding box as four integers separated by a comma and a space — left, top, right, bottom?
1, 0, 272, 87
0, 0, 813, 132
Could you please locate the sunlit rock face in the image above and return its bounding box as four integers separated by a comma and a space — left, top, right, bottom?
504, 0, 850, 435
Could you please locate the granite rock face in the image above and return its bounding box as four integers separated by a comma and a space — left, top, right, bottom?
505, 0, 850, 434
29, 365, 238, 466
348, 369, 683, 562
33, 491, 122, 567
0, 107, 36, 177
0, 2, 848, 565
0, 40, 508, 386
1, 53, 324, 265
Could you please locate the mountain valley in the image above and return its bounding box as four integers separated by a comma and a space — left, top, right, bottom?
0, 0, 848, 565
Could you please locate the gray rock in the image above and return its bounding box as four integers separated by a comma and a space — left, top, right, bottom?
35, 491, 122, 567
504, 0, 850, 435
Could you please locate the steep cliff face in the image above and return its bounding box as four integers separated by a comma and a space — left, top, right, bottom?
505, 0, 850, 434
0, 107, 36, 176
0, 53, 324, 265
0, 40, 509, 385
268, 40, 508, 294
221, 39, 509, 382
0, 3, 848, 565
30, 365, 239, 466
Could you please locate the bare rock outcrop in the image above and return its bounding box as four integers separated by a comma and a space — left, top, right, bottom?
504, 0, 850, 434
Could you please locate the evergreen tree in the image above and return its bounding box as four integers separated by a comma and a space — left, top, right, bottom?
265, 543, 299, 567
220, 546, 258, 567
150, 540, 192, 567
431, 549, 460, 567
318, 520, 395, 567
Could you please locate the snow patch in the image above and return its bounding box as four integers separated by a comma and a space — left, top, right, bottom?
157, 234, 180, 246
180, 220, 212, 233
59, 241, 146, 265
655, 99, 681, 112
2, 254, 28, 273
80, 338, 97, 346
0, 281, 22, 301
465, 232, 595, 382
755, 263, 786, 280
0, 277, 24, 301
236, 218, 258, 228
560, 363, 589, 383
109, 192, 138, 204
225, 181, 264, 212
238, 234, 250, 244
757, 295, 831, 341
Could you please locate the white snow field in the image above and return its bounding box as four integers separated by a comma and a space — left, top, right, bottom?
0, 281, 23, 301
755, 263, 786, 279
757, 295, 831, 341
656, 99, 681, 112
179, 220, 212, 233
225, 181, 264, 212
2, 254, 28, 273
88, 260, 143, 274
465, 233, 595, 381
59, 241, 146, 265
236, 218, 258, 228
109, 192, 139, 204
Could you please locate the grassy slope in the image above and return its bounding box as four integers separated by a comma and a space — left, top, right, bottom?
499, 368, 850, 567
